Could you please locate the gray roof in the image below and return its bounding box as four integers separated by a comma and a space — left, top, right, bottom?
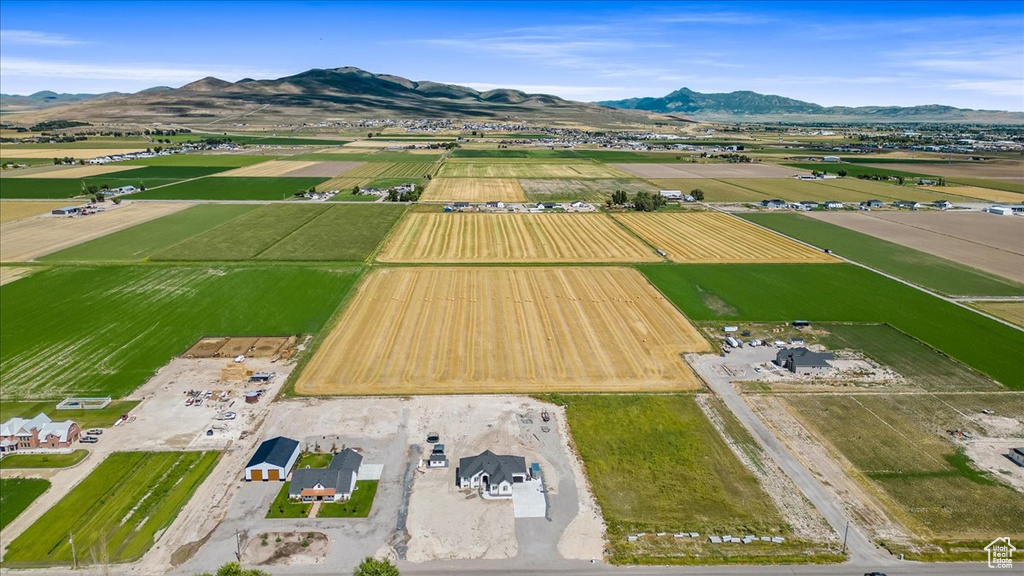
246, 436, 299, 469
458, 450, 526, 485
289, 448, 362, 497
776, 347, 833, 369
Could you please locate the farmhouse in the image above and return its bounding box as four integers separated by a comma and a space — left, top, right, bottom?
245, 436, 300, 481
775, 347, 834, 374
761, 199, 787, 209
0, 413, 81, 453
289, 448, 362, 502
457, 450, 528, 497
51, 206, 82, 216
933, 200, 953, 210
659, 190, 683, 200
1009, 447, 1024, 467
824, 201, 843, 210
861, 199, 884, 209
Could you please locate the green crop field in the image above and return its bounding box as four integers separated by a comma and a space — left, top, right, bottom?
0, 400, 140, 429
42, 204, 259, 262
159, 134, 348, 146
519, 178, 656, 201
120, 154, 281, 167
0, 179, 87, 199
783, 162, 933, 179
653, 179, 769, 202
338, 162, 435, 179
450, 149, 582, 159
266, 483, 310, 518
131, 177, 327, 200
437, 162, 631, 179
553, 394, 827, 565
256, 204, 405, 261
638, 264, 1024, 389
818, 324, 1001, 391
813, 178, 970, 202
948, 178, 1024, 194
0, 478, 50, 531
3, 451, 219, 567
292, 152, 442, 163
98, 166, 230, 180
0, 265, 359, 399
144, 204, 402, 261
784, 394, 1024, 556
0, 449, 89, 469
741, 213, 1024, 297
574, 150, 697, 163
317, 481, 378, 518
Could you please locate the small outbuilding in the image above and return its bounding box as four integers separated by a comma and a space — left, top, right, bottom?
1009, 447, 1024, 467
861, 199, 884, 209
824, 201, 843, 210
245, 436, 300, 481
987, 206, 1013, 216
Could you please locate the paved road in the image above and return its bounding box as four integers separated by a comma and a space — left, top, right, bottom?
689, 354, 888, 566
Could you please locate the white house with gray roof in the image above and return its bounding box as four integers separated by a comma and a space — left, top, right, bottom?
457, 450, 528, 497
289, 448, 362, 502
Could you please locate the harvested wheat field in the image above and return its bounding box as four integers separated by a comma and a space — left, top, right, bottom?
614, 212, 836, 263
421, 178, 527, 202
928, 186, 1024, 203
0, 147, 148, 159
378, 213, 659, 263
872, 160, 1024, 182
296, 267, 709, 395
808, 211, 1024, 282
971, 301, 1024, 328
213, 161, 325, 177
0, 201, 187, 262
0, 267, 36, 286
6, 164, 137, 179
437, 163, 629, 179
0, 201, 72, 223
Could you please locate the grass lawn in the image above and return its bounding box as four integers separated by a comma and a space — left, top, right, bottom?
42, 204, 259, 262
317, 481, 378, 518
120, 154, 282, 167
638, 263, 1024, 390
0, 266, 359, 399
3, 451, 219, 567
132, 177, 327, 200
295, 451, 334, 469
741, 213, 1024, 297
784, 394, 1024, 558
0, 449, 89, 469
266, 483, 311, 518
819, 324, 1001, 392
0, 400, 140, 428
552, 394, 817, 564
0, 478, 50, 530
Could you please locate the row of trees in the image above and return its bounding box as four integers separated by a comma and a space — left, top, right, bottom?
607, 188, 706, 210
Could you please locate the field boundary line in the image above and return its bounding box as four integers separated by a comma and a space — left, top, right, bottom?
249, 204, 333, 260
719, 207, 1024, 335
144, 204, 262, 261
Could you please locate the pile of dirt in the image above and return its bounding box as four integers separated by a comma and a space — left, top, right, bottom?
242, 532, 329, 566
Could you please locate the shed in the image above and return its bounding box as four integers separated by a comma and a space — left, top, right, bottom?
244, 392, 260, 404
245, 436, 300, 481
1009, 447, 1024, 467
822, 156, 841, 162
987, 206, 1013, 216
52, 206, 82, 216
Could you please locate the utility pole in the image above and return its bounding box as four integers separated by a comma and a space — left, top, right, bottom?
235, 529, 241, 561
842, 521, 849, 555
69, 532, 78, 569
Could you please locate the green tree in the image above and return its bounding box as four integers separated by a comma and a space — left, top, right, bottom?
837, 169, 848, 178
353, 557, 400, 576
690, 188, 705, 202
195, 562, 270, 576
352, 185, 361, 195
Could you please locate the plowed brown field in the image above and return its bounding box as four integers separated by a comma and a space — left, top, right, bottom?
420, 178, 527, 202
614, 211, 836, 263
295, 267, 709, 395
377, 213, 659, 263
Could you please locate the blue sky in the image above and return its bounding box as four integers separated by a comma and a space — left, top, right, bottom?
1, 1, 1022, 110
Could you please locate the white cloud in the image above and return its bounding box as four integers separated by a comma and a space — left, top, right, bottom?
0, 57, 282, 85
0, 29, 83, 46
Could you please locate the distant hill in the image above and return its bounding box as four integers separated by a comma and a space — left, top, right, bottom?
0, 67, 651, 128
598, 87, 1024, 123
0, 90, 123, 114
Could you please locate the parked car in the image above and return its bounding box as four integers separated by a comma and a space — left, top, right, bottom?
80, 436, 98, 443
87, 428, 103, 435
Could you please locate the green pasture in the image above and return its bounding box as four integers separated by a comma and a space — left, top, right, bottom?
742, 213, 1024, 297
638, 263, 1024, 389
120, 154, 281, 167
4, 451, 219, 567
0, 450, 89, 469
0, 478, 50, 531
132, 177, 327, 200
0, 265, 360, 399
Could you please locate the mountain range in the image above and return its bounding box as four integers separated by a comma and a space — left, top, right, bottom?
597, 87, 1023, 123
2, 67, 1021, 126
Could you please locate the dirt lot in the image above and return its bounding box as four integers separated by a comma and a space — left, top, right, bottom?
612, 163, 807, 179
0, 201, 187, 262
6, 164, 137, 179
184, 336, 295, 359
296, 267, 709, 395
0, 200, 71, 222
808, 211, 1024, 282
241, 531, 329, 566
872, 160, 1024, 182
615, 212, 837, 263
377, 213, 659, 263
421, 178, 527, 202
